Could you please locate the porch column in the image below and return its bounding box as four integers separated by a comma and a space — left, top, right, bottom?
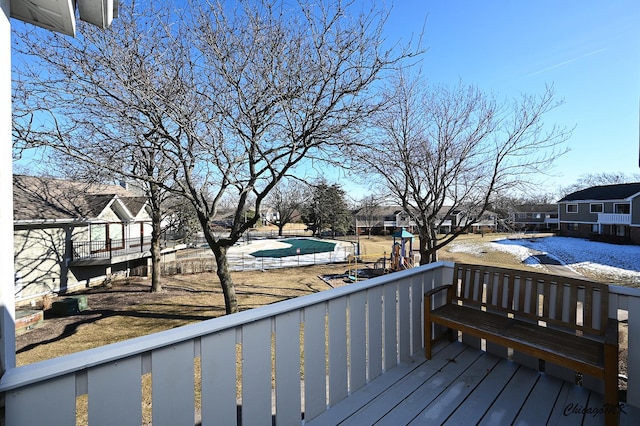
0, 0, 16, 374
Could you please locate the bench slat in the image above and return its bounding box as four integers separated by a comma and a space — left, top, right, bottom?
430, 304, 605, 374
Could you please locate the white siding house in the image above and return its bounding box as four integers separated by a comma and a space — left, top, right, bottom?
13, 175, 152, 305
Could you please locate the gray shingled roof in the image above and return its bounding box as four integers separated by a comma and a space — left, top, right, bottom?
13, 175, 146, 222
558, 183, 640, 202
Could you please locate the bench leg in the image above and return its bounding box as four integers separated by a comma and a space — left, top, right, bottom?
425, 316, 432, 359
604, 342, 619, 426
424, 294, 433, 359
425, 324, 455, 360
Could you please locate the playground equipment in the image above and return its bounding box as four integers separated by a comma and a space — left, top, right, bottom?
390, 228, 415, 271
344, 228, 416, 282
346, 253, 387, 282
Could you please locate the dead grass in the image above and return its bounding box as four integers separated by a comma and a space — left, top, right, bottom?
16, 264, 348, 366
16, 231, 632, 367
15, 231, 631, 424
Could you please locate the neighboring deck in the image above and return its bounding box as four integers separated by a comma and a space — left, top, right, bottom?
307, 340, 637, 425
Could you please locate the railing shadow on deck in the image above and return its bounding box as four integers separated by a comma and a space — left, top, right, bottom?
0, 261, 638, 425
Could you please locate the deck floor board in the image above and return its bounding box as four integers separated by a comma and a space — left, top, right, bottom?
305, 340, 629, 426
407, 352, 501, 425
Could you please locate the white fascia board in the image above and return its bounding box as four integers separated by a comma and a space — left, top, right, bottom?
103, 195, 135, 222
77, 0, 114, 29
10, 0, 76, 36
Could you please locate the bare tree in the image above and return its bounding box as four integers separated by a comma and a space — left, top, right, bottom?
265, 179, 309, 236
355, 195, 384, 238
351, 73, 571, 264
561, 172, 640, 197
12, 3, 190, 293
13, 0, 416, 314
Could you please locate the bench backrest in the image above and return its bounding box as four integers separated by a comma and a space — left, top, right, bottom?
451, 263, 610, 336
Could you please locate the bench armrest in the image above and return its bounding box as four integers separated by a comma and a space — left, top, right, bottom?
424, 284, 453, 311
424, 284, 452, 299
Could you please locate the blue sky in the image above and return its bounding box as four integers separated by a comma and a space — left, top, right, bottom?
381, 0, 640, 191
12, 1, 640, 198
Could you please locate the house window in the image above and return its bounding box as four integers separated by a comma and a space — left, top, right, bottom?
590, 203, 603, 213
592, 224, 600, 233
614, 204, 630, 214
90, 223, 106, 242
109, 223, 124, 249
566, 204, 578, 213
517, 213, 526, 219
567, 223, 578, 231
615, 225, 627, 237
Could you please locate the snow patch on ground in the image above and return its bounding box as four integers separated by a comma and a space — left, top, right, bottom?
448, 236, 640, 285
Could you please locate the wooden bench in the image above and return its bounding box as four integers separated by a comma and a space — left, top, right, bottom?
424, 263, 619, 425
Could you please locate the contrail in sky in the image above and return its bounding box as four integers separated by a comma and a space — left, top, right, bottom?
525, 48, 606, 78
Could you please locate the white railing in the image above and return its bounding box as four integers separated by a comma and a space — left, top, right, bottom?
1, 262, 638, 425
0, 262, 450, 425
598, 213, 632, 225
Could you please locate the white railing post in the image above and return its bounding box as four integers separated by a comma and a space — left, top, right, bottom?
0, 0, 16, 375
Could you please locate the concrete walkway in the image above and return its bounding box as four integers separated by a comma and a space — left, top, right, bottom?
532, 252, 585, 279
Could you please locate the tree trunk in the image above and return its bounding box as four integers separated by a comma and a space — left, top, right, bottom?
149, 186, 163, 292
212, 245, 238, 314
150, 236, 163, 292
278, 223, 284, 237
418, 225, 439, 265
428, 226, 439, 263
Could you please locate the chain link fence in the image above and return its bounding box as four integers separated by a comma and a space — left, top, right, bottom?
161, 239, 353, 275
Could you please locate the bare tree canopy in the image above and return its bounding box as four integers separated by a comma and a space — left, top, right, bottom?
355, 194, 384, 238
350, 73, 571, 264
561, 172, 640, 197
265, 178, 309, 236
13, 0, 418, 313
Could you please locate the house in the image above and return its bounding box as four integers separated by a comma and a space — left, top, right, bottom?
510, 203, 559, 232
435, 208, 497, 234
353, 205, 417, 235
354, 205, 497, 235
13, 175, 153, 305
557, 182, 640, 244
436, 209, 466, 234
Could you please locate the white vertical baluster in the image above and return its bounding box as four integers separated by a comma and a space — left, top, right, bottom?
368, 286, 383, 380
304, 303, 327, 421
384, 284, 398, 370
398, 278, 411, 362
88, 356, 142, 426
5, 374, 76, 425
201, 329, 237, 425
329, 297, 348, 405
152, 341, 195, 426
349, 292, 367, 392
275, 311, 302, 425
242, 319, 272, 425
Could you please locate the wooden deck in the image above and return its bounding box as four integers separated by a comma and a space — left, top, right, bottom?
306, 340, 637, 425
